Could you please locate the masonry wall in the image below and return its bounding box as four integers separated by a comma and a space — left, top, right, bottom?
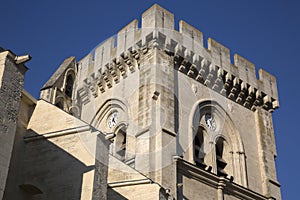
182, 176, 218, 200
74, 46, 279, 198
108, 184, 160, 200
3, 100, 109, 200
175, 73, 263, 191
3, 90, 36, 200
33, 4, 281, 200
0, 51, 27, 200
224, 194, 242, 200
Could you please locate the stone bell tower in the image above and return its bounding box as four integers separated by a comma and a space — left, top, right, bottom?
69, 4, 281, 200
1, 4, 281, 200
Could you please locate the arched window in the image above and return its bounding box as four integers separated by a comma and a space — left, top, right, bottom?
65, 74, 74, 98
115, 127, 127, 161
69, 106, 79, 117
55, 101, 64, 109
190, 101, 247, 185
194, 127, 206, 168
215, 137, 228, 177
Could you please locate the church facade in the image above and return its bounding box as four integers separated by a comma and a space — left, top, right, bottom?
0, 4, 281, 200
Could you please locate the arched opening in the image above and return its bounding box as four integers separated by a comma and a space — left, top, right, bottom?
194, 127, 206, 168
189, 100, 247, 186
115, 126, 127, 161
65, 74, 74, 98
55, 101, 64, 110
69, 106, 80, 117
215, 137, 228, 177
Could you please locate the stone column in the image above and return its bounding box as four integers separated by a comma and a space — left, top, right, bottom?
217, 177, 226, 200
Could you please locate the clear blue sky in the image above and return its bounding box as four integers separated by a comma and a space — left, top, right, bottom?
1, 0, 298, 199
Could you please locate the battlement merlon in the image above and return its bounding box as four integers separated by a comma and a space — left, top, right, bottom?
142, 4, 174, 29
76, 4, 279, 111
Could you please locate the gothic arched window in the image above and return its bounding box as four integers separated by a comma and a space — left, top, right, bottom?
65, 74, 74, 98
215, 137, 228, 177
115, 127, 127, 161
191, 101, 247, 185
194, 127, 206, 168
55, 101, 64, 110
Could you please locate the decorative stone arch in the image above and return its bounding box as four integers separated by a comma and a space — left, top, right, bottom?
63, 68, 76, 98
90, 98, 128, 129
69, 105, 80, 117
113, 123, 128, 161
188, 99, 248, 187
90, 98, 130, 161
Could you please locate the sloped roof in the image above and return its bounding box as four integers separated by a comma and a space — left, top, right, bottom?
41, 56, 75, 90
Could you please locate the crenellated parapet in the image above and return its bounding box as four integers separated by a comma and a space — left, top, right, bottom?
76, 4, 279, 112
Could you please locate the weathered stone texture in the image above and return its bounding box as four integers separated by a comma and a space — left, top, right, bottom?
1, 3, 282, 200
108, 184, 160, 200
0, 51, 27, 200
3, 90, 35, 200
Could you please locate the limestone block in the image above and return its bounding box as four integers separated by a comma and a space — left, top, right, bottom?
117, 19, 138, 55
77, 53, 93, 85
234, 54, 257, 88
142, 4, 174, 29
179, 20, 204, 53
258, 69, 278, 100
108, 183, 160, 200
208, 38, 232, 73
27, 100, 88, 136
108, 155, 146, 183
94, 37, 114, 74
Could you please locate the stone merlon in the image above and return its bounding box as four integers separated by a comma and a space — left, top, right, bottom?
75, 4, 279, 112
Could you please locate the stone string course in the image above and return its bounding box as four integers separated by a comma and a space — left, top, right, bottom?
77, 4, 278, 112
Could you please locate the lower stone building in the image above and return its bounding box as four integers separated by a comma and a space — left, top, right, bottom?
0, 4, 281, 200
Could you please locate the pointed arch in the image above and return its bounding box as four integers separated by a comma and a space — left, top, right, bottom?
90, 98, 130, 162
188, 100, 248, 186
193, 126, 206, 168
114, 124, 127, 161
63, 68, 76, 98
69, 105, 80, 117
90, 98, 129, 129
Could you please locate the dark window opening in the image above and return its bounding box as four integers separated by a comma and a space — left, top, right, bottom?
194, 129, 206, 168
55, 101, 63, 109
65, 75, 74, 98
216, 138, 227, 177
115, 128, 126, 161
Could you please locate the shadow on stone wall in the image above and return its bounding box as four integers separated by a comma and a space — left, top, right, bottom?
3, 130, 108, 200
107, 188, 128, 200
